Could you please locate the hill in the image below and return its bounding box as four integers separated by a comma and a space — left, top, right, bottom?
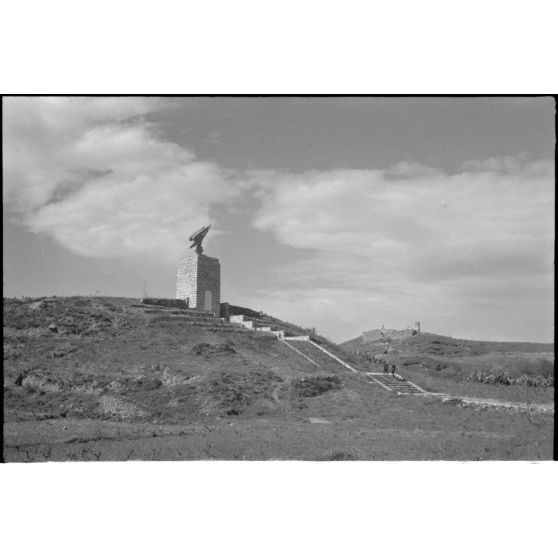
3, 297, 554, 461
342, 331, 554, 356
341, 330, 553, 403
3, 296, 334, 423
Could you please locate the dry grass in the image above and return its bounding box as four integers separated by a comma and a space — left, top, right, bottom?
3, 296, 554, 462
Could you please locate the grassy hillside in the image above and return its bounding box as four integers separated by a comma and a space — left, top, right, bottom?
342, 331, 554, 403
3, 296, 324, 423
3, 297, 554, 461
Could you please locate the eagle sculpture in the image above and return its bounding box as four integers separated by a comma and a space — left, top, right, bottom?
188, 224, 211, 255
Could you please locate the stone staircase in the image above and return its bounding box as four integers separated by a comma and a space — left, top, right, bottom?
366, 372, 425, 394
229, 314, 286, 338
281, 336, 426, 396
282, 338, 354, 373
138, 304, 247, 332
146, 307, 427, 395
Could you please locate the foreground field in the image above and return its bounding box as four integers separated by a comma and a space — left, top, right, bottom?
3, 297, 554, 461
5, 369, 554, 461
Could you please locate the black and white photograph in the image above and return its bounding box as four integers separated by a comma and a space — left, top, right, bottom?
3, 96, 554, 462
1, 2, 557, 556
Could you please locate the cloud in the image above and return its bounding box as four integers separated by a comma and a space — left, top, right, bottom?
251, 159, 554, 271
3, 97, 236, 262
249, 158, 554, 340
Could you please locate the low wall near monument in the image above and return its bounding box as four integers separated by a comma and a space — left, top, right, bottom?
220, 303, 262, 320
141, 298, 189, 308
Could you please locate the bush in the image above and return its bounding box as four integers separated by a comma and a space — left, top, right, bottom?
467, 366, 553, 387
293, 376, 343, 397
191, 342, 236, 356
128, 377, 162, 391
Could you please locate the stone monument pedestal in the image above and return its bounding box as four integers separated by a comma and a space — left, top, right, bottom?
176, 253, 221, 315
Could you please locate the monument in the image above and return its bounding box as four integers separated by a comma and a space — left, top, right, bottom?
176, 224, 221, 315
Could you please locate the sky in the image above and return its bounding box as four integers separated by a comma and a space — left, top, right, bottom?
3, 96, 555, 343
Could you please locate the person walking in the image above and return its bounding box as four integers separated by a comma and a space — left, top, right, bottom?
390, 362, 396, 377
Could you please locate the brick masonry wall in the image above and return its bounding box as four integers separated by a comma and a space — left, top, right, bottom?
176, 254, 220, 315
176, 256, 198, 303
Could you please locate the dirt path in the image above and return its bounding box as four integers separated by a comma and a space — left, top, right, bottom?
364, 364, 553, 415
423, 393, 554, 414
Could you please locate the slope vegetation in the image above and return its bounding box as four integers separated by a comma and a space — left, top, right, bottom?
3, 297, 554, 461
3, 296, 330, 423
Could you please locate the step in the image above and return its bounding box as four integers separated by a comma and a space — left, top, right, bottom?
253, 318, 295, 330
192, 322, 242, 328
195, 323, 277, 335
231, 318, 284, 335
203, 327, 254, 333
142, 308, 215, 318
149, 314, 219, 323
376, 376, 418, 384
367, 374, 424, 394
378, 381, 418, 386
230, 314, 308, 336
171, 321, 237, 329
229, 317, 258, 329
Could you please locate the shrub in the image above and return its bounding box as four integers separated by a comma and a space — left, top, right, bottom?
126, 377, 163, 392
514, 374, 554, 387
467, 366, 553, 387
293, 376, 342, 397
191, 342, 236, 356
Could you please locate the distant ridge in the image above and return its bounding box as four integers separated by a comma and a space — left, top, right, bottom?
361, 327, 418, 343
341, 331, 554, 356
